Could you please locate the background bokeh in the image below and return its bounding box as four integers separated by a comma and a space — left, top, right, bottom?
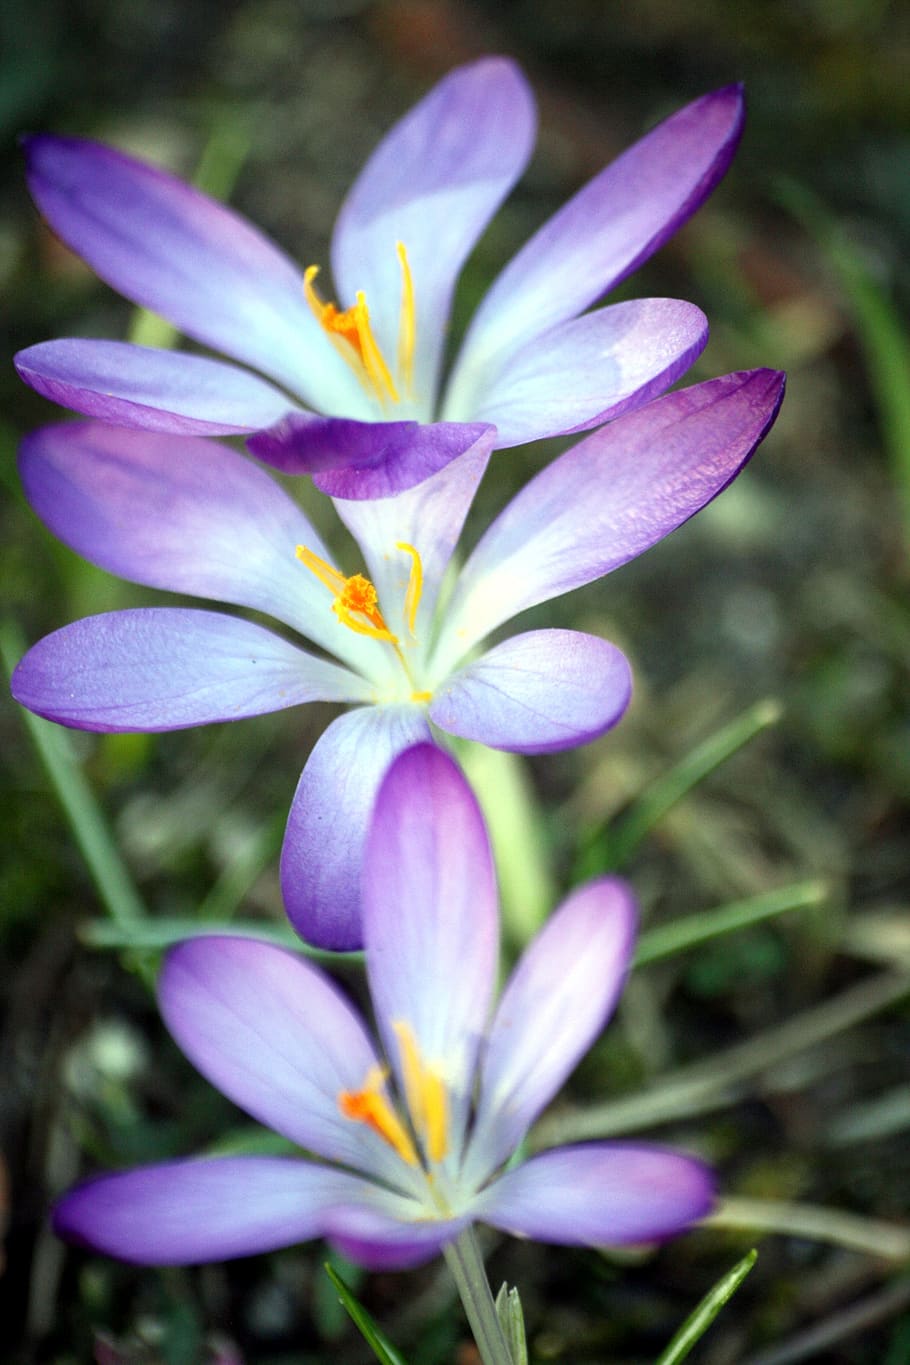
2, 1, 909, 1361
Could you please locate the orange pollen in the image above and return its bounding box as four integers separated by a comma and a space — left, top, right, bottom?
302, 243, 416, 406
339, 1080, 418, 1167
295, 547, 397, 644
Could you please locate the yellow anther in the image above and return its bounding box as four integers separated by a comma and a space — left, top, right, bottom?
395, 542, 424, 637
339, 1069, 419, 1168
296, 546, 397, 643
303, 265, 398, 405
393, 1020, 449, 1164
303, 244, 416, 407
396, 241, 416, 395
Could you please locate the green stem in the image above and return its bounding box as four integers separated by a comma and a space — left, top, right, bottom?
443, 1229, 513, 1365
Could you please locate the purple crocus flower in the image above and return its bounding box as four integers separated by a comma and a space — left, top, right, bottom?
54, 744, 714, 1271
15, 59, 743, 497
12, 368, 784, 944
11, 369, 784, 948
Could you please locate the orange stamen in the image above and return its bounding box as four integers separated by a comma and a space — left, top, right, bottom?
296, 546, 397, 644
339, 1070, 418, 1167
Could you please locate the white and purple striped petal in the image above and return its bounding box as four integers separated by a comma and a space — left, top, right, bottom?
24, 134, 366, 414
53, 1157, 415, 1265
465, 878, 637, 1181
281, 706, 433, 951
159, 937, 401, 1182
449, 85, 744, 389
10, 609, 368, 731
332, 58, 536, 412
439, 369, 786, 661
15, 340, 300, 435
459, 298, 708, 447
476, 1144, 715, 1245
363, 745, 498, 1140
429, 629, 632, 753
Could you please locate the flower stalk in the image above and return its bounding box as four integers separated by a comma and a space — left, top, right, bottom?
443, 1229, 514, 1365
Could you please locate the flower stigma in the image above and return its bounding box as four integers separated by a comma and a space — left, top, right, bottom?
296, 542, 431, 702
338, 1024, 449, 1172
303, 241, 416, 406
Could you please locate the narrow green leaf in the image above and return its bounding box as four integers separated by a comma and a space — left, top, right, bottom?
578, 698, 782, 875
494, 1283, 528, 1365
2, 619, 148, 929
776, 177, 910, 536
634, 880, 827, 968
653, 1249, 757, 1365
323, 1263, 410, 1365
80, 916, 363, 965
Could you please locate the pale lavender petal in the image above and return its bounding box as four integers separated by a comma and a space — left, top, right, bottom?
363, 744, 498, 1141
53, 1157, 415, 1265
449, 85, 744, 389
465, 878, 637, 1181
281, 706, 432, 951
11, 609, 369, 731
25, 135, 365, 410
18, 421, 366, 664
332, 58, 536, 408
440, 370, 786, 662
462, 299, 708, 446
476, 1145, 715, 1245
248, 413, 493, 500
15, 340, 300, 434
160, 937, 400, 1181
429, 630, 632, 753
333, 431, 493, 635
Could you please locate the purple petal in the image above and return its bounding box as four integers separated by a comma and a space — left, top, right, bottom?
429, 630, 632, 753
25, 135, 363, 409
160, 937, 400, 1180
363, 745, 499, 1143
450, 85, 744, 383
333, 433, 492, 634
281, 706, 432, 951
465, 878, 637, 1181
477, 1144, 715, 1245
441, 370, 786, 660
11, 608, 369, 731
332, 58, 536, 407
326, 1206, 467, 1271
459, 299, 708, 446
53, 1157, 413, 1265
248, 413, 493, 500
18, 421, 364, 662
15, 340, 300, 434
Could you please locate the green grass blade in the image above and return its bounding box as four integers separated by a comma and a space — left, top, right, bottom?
2, 619, 147, 928
578, 698, 782, 874
80, 916, 362, 965
776, 177, 910, 535
634, 880, 827, 968
653, 1249, 757, 1365
323, 1263, 410, 1365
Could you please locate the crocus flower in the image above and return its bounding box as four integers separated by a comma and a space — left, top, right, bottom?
54, 744, 714, 1271
16, 59, 744, 497
11, 368, 785, 948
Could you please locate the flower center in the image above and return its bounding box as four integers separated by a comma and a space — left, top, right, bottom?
339, 1020, 449, 1170
303, 242, 416, 407
296, 541, 431, 701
